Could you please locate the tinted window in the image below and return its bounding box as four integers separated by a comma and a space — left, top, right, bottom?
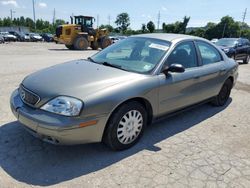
166, 41, 198, 68
197, 41, 222, 65
243, 39, 250, 46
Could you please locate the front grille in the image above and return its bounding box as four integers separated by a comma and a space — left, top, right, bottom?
55, 26, 62, 38
19, 85, 40, 106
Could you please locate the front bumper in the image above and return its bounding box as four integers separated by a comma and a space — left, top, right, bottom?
10, 89, 108, 145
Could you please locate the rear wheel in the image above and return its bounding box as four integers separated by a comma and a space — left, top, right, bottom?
103, 101, 147, 150
243, 54, 249, 64
65, 44, 74, 50
211, 79, 232, 106
100, 37, 112, 49
73, 36, 88, 50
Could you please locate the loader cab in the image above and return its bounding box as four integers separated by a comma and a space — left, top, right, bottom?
71, 15, 95, 28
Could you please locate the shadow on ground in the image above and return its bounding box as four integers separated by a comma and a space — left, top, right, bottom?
0, 99, 231, 186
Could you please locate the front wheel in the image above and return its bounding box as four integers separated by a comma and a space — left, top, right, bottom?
103, 102, 147, 150
73, 36, 88, 50
211, 79, 232, 106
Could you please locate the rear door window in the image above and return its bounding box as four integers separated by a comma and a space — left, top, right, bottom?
196, 41, 222, 65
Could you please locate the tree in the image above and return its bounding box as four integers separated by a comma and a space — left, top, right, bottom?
147, 21, 155, 33
162, 16, 190, 34
3, 17, 12, 26
99, 24, 114, 32
141, 24, 147, 33
115, 13, 130, 34
189, 28, 205, 37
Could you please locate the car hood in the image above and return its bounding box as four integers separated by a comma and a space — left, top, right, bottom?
33, 36, 42, 39
22, 60, 143, 105
6, 34, 16, 38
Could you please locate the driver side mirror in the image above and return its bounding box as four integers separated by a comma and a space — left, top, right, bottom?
237, 43, 243, 47
162, 64, 185, 75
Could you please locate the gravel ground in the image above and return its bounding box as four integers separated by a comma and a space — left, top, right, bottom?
0, 42, 250, 188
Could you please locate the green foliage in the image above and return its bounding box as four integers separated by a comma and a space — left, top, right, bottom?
162, 16, 190, 34
188, 16, 250, 40
0, 16, 66, 33
147, 21, 155, 33
141, 24, 147, 33
115, 12, 130, 34
124, 29, 141, 35
99, 24, 114, 32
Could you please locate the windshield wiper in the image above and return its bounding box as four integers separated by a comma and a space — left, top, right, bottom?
102, 62, 125, 71
87, 57, 97, 63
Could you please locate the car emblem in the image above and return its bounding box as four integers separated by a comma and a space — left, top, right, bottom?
20, 89, 26, 100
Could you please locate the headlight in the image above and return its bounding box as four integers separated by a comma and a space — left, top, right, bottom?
41, 96, 83, 116
223, 48, 230, 53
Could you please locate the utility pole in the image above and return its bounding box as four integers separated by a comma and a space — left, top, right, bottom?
97, 14, 99, 28
108, 15, 111, 25
222, 23, 227, 38
52, 8, 56, 25
240, 8, 247, 37
32, 0, 36, 30
157, 11, 161, 30
10, 9, 16, 20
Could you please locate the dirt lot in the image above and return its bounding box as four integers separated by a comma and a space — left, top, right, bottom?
0, 42, 250, 188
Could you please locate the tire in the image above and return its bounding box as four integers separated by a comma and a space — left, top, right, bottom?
211, 79, 232, 107
243, 54, 249, 64
73, 36, 88, 50
103, 101, 147, 150
65, 44, 75, 50
100, 37, 112, 49
91, 41, 99, 50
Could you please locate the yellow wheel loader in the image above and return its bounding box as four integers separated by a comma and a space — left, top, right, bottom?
55, 15, 112, 50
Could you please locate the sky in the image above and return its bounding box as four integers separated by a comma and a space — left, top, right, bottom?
0, 0, 249, 29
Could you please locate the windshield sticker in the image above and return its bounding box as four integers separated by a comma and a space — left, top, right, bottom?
149, 43, 169, 51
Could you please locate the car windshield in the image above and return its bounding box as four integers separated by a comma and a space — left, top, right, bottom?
91, 37, 171, 74
216, 39, 238, 47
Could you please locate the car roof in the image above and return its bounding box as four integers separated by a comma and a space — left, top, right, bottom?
131, 33, 203, 42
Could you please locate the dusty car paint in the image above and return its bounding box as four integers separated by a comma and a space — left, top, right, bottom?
10, 33, 238, 145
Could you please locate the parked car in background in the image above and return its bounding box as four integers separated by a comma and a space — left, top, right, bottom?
211, 38, 218, 43
9, 31, 25, 42
24, 33, 31, 41
110, 35, 127, 43
10, 34, 238, 150
41, 33, 54, 42
215, 38, 250, 64
0, 34, 4, 43
0, 32, 17, 42
29, 33, 43, 42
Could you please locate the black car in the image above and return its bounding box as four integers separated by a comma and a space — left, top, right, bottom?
41, 33, 54, 42
216, 38, 250, 64
9, 31, 24, 41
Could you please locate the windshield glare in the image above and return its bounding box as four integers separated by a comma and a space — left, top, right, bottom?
91, 37, 171, 74
216, 39, 237, 47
